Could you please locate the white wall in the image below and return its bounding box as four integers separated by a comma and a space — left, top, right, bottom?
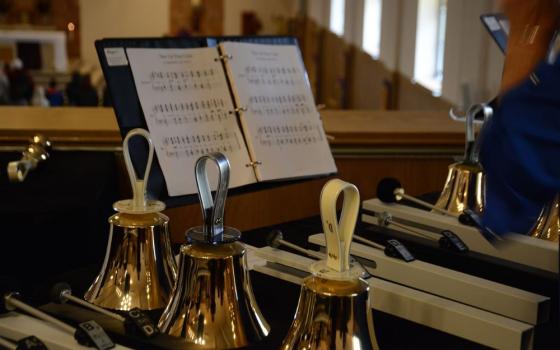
79, 0, 170, 67
223, 0, 299, 36
441, 0, 503, 108
324, 0, 503, 106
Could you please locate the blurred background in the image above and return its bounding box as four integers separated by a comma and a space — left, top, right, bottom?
0, 0, 504, 111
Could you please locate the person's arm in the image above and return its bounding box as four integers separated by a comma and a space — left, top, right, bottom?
499, 0, 560, 93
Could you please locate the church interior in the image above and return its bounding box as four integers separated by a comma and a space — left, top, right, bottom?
0, 1, 558, 349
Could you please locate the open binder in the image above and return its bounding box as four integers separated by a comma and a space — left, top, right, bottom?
96, 36, 336, 206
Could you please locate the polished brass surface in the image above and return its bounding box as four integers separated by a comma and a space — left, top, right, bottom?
530, 195, 560, 242
85, 129, 178, 311
84, 212, 177, 311
281, 276, 376, 350
434, 162, 485, 214
158, 152, 269, 348
282, 179, 378, 350
435, 104, 491, 215
158, 241, 270, 348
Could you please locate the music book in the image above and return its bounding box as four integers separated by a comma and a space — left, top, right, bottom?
127, 42, 336, 196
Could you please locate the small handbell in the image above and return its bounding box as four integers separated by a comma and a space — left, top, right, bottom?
530, 194, 560, 242
434, 103, 492, 214
158, 152, 270, 349
84, 128, 177, 311
282, 179, 379, 350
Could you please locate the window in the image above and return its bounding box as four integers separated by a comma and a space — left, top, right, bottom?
329, 0, 345, 36
362, 0, 383, 58
414, 0, 447, 95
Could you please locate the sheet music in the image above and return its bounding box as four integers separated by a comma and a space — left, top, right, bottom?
127, 47, 255, 196
220, 42, 337, 181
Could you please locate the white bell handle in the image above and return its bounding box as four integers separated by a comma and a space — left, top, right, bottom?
320, 179, 360, 272
122, 128, 154, 210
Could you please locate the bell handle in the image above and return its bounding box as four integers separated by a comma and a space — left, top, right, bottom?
194, 152, 230, 241
122, 128, 154, 209
464, 103, 493, 163
320, 179, 360, 272
471, 104, 493, 163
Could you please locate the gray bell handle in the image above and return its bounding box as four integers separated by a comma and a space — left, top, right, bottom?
194, 152, 230, 241
464, 103, 493, 164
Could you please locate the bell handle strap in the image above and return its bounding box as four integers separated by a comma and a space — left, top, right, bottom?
320, 179, 360, 272
122, 128, 154, 210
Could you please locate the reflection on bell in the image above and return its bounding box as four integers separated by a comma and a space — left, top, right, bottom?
282, 179, 379, 350
434, 163, 485, 214
158, 152, 269, 349
530, 194, 560, 242
434, 104, 492, 215
85, 129, 177, 311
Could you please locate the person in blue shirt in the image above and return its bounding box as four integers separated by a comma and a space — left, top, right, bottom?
45, 78, 64, 107
479, 51, 560, 236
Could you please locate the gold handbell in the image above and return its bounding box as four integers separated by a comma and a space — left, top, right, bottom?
282, 179, 379, 350
85, 129, 177, 311
434, 104, 492, 215
530, 194, 560, 242
158, 152, 270, 349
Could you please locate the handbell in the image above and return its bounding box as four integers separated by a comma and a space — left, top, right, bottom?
434, 104, 492, 214
158, 152, 270, 348
282, 179, 379, 350
530, 194, 560, 242
85, 129, 177, 311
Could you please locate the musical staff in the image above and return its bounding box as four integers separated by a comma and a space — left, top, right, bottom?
149, 68, 221, 92
248, 94, 312, 116
150, 98, 231, 126
243, 65, 303, 86
256, 122, 324, 147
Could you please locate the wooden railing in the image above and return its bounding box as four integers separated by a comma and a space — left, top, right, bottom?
0, 107, 463, 241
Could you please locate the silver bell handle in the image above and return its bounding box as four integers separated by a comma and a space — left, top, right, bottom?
194, 152, 230, 241
320, 179, 360, 272
464, 103, 493, 164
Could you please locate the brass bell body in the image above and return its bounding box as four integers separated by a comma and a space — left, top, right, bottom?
282, 179, 378, 350
84, 212, 177, 310
159, 152, 269, 348
158, 240, 269, 348
85, 128, 177, 311
530, 195, 560, 242
434, 104, 492, 215
282, 276, 374, 350
434, 162, 485, 214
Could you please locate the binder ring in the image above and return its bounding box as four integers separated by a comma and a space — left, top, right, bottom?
214, 54, 233, 62
229, 106, 248, 114
245, 161, 262, 168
